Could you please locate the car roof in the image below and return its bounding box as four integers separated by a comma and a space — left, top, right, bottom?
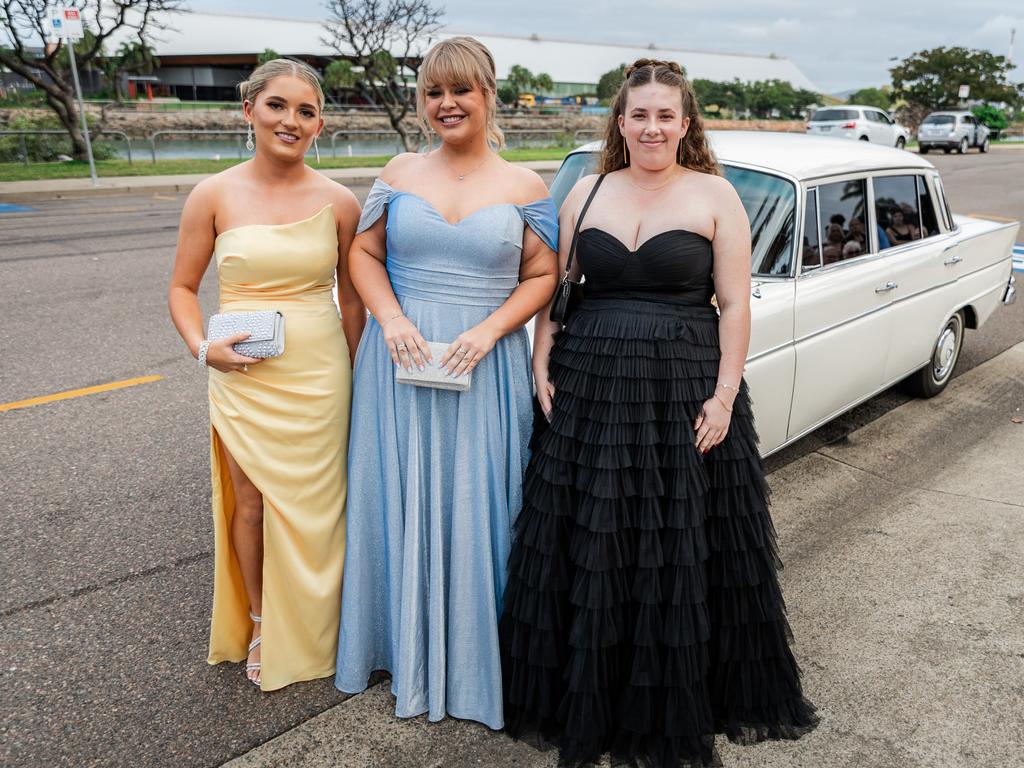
572, 130, 934, 181
927, 111, 970, 117
826, 104, 886, 112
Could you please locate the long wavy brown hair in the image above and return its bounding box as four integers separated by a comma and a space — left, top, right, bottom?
600, 59, 719, 176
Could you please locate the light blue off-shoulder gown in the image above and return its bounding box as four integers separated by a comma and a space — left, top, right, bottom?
335, 179, 558, 729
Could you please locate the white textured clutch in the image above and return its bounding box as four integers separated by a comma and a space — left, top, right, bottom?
208, 310, 285, 359
395, 341, 472, 392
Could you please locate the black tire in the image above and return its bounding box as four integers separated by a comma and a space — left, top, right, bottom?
896, 136, 906, 150
958, 137, 969, 154
919, 145, 929, 154
980, 137, 990, 153
943, 147, 952, 154
902, 311, 964, 398
859, 135, 869, 141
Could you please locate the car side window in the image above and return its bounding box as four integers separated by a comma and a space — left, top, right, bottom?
874, 175, 923, 249
934, 177, 955, 231
816, 178, 868, 264
802, 189, 821, 270
865, 111, 879, 123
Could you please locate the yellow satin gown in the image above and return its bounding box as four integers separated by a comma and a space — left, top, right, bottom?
205, 204, 350, 691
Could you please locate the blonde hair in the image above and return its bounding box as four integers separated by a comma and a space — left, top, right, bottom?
417, 37, 504, 149
239, 58, 325, 113
600, 58, 719, 176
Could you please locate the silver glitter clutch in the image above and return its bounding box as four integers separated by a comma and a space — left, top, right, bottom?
395, 341, 472, 392
207, 310, 286, 359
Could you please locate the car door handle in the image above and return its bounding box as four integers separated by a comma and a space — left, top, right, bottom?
944, 254, 963, 266
875, 281, 898, 293
751, 286, 762, 299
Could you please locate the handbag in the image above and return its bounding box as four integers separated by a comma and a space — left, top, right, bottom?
207, 310, 286, 359
549, 173, 607, 325
395, 341, 472, 392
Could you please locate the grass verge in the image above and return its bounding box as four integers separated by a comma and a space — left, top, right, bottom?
0, 147, 570, 183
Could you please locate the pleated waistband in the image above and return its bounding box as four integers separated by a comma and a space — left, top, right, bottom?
579, 293, 718, 320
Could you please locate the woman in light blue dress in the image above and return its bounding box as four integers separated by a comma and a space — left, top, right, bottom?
335, 37, 558, 729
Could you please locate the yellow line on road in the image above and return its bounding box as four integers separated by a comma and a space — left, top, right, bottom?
966, 212, 1019, 223
0, 375, 163, 412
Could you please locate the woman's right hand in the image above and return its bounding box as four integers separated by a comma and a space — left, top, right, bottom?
204, 332, 261, 373
383, 315, 432, 371
534, 361, 555, 421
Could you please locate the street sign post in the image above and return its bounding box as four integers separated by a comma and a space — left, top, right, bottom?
47, 7, 98, 187
957, 84, 971, 100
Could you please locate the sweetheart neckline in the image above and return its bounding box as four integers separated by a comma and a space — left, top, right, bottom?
381, 181, 553, 228
579, 226, 712, 253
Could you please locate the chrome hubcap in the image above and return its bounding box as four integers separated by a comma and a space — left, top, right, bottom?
932, 324, 958, 381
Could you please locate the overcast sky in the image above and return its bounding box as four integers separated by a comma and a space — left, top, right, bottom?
192, 1, 1022, 94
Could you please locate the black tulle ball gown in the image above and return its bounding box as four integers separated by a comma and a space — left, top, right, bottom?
499, 223, 818, 768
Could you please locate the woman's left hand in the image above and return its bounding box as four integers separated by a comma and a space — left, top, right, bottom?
694, 396, 732, 454
441, 323, 500, 377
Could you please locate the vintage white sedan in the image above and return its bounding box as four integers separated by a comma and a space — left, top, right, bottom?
548, 132, 1019, 456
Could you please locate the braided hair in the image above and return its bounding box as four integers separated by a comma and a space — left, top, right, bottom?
599, 58, 719, 176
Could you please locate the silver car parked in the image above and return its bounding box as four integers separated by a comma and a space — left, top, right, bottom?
917, 111, 990, 155
805, 105, 911, 148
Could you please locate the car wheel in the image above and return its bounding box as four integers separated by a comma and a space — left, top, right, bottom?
902, 311, 964, 398
958, 137, 968, 154
859, 135, 869, 141
980, 137, 990, 153
943, 147, 952, 154
896, 136, 906, 149
919, 145, 929, 154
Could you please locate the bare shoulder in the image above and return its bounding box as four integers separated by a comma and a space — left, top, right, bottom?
313, 173, 360, 218
181, 173, 223, 217
378, 152, 422, 185
697, 169, 739, 200
564, 173, 602, 212
499, 162, 550, 204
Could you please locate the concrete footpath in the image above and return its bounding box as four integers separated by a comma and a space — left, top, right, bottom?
224, 343, 1024, 768
0, 161, 564, 202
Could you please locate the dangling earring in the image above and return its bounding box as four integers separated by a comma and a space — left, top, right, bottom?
314, 136, 321, 165
622, 137, 630, 166
677, 139, 684, 165
245, 122, 254, 152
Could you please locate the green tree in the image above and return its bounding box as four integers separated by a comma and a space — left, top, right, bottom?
0, 0, 181, 161
104, 41, 160, 102
596, 64, 626, 101
505, 64, 554, 97
322, 0, 443, 151
496, 84, 517, 107
257, 48, 281, 66
890, 47, 1022, 114
746, 79, 796, 118
972, 104, 1008, 138
847, 86, 890, 110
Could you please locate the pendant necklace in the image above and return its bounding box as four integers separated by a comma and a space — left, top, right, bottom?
439, 150, 491, 181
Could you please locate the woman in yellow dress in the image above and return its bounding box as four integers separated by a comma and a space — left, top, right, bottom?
168, 59, 365, 690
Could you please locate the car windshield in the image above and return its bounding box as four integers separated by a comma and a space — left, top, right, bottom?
549, 152, 797, 277
811, 108, 858, 122
923, 115, 956, 125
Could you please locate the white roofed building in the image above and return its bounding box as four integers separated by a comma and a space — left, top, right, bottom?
105, 10, 818, 101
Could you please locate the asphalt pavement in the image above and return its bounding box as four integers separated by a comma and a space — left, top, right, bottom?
1, 150, 1022, 767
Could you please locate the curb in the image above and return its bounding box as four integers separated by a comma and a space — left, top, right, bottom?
0, 160, 565, 203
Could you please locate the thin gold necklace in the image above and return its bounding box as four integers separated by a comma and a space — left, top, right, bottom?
438, 149, 492, 181
626, 170, 680, 192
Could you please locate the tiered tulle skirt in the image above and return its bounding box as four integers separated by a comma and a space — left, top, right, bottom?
500, 295, 817, 767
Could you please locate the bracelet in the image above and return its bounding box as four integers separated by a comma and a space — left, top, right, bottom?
716, 382, 739, 393
380, 312, 405, 329
197, 340, 211, 368
713, 392, 733, 412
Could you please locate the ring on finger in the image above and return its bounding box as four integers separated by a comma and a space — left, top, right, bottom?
396, 342, 408, 351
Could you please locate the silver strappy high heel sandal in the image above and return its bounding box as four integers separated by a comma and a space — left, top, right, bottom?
246, 611, 262, 686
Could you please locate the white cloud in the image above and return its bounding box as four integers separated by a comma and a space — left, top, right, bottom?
734, 17, 803, 40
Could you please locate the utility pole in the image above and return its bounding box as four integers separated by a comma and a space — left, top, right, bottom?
1009, 28, 1016, 68
66, 40, 98, 186
48, 8, 98, 186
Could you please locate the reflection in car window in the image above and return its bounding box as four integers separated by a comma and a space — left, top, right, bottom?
923, 115, 955, 126
802, 189, 821, 270
917, 177, 940, 237
811, 108, 859, 122
722, 166, 795, 276
874, 175, 922, 248
933, 176, 954, 231
549, 152, 599, 209
816, 178, 868, 264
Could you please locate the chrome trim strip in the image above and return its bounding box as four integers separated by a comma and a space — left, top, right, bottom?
746, 340, 793, 364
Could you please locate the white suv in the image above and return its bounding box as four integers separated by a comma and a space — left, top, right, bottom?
806, 105, 911, 149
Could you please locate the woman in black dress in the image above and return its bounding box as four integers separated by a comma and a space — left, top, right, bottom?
500, 59, 817, 767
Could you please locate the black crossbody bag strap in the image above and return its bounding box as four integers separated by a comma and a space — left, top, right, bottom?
563, 173, 607, 278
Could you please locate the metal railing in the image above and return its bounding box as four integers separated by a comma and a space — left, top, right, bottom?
0, 129, 133, 165
147, 129, 250, 163
329, 129, 418, 156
